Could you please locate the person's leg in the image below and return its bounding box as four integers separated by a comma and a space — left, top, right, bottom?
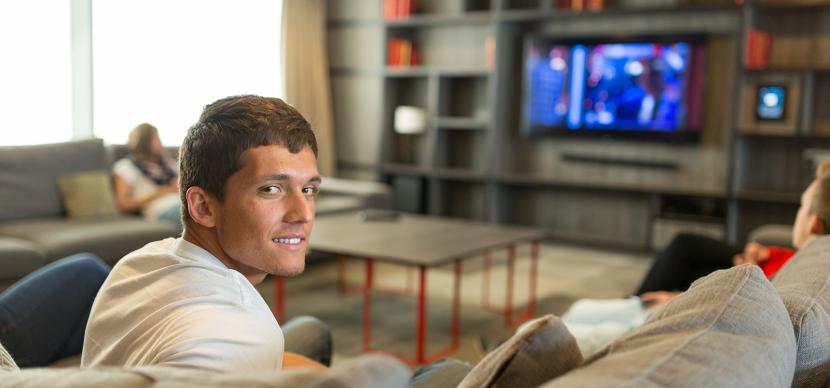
635, 233, 741, 295
0, 253, 110, 367
282, 315, 332, 367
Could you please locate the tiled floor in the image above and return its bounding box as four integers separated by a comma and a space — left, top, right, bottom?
255, 242, 652, 368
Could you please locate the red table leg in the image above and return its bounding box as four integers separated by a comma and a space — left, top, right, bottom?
273, 276, 285, 324
362, 259, 374, 352
505, 244, 515, 326
479, 241, 541, 328
415, 265, 427, 363
363, 261, 462, 365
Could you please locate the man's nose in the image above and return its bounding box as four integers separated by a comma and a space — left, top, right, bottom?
285, 190, 314, 224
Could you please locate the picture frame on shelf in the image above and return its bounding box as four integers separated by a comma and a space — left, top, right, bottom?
739, 73, 801, 136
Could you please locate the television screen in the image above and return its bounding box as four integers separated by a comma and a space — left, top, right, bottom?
523, 36, 706, 140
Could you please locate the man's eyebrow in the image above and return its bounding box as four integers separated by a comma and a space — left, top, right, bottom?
258, 174, 323, 184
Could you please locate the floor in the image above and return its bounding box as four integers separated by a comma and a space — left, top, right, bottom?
254, 242, 652, 368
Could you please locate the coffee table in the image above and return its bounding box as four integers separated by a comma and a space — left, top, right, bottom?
274, 211, 546, 365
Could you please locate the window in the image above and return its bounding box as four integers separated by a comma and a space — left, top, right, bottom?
0, 1, 72, 146
92, 0, 284, 146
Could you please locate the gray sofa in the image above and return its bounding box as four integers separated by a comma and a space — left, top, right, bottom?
3, 236, 830, 386
0, 139, 391, 281
0, 139, 179, 280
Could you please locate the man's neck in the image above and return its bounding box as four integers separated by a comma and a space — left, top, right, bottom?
182, 226, 268, 285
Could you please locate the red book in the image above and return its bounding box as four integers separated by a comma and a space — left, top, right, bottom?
745, 28, 771, 69
387, 39, 399, 66
397, 0, 413, 18
384, 0, 398, 20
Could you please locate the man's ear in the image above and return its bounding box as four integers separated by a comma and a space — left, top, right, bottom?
809, 214, 826, 236
185, 186, 217, 228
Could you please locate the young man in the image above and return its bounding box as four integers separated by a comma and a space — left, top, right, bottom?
82, 95, 329, 372
639, 168, 830, 307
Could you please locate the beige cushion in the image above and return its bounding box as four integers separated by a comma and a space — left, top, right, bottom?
0, 341, 19, 371
0, 355, 410, 387
57, 171, 119, 218
544, 265, 796, 388
772, 235, 830, 388
458, 314, 583, 388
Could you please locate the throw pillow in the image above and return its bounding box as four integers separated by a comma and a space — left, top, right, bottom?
543, 265, 796, 388
457, 314, 584, 388
0, 340, 19, 371
772, 234, 830, 388
57, 171, 119, 218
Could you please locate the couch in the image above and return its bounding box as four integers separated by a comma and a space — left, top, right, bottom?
3, 236, 830, 386
0, 139, 391, 281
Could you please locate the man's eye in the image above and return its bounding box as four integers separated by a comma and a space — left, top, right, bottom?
303, 186, 319, 196
262, 185, 281, 194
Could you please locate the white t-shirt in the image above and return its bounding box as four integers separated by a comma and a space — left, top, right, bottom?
81, 238, 284, 372
112, 158, 179, 221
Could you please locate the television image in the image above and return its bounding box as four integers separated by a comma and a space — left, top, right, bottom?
523, 36, 706, 140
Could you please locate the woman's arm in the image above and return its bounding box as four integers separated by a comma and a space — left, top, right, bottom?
113, 175, 175, 213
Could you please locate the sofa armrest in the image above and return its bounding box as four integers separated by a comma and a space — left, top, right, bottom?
320, 177, 391, 210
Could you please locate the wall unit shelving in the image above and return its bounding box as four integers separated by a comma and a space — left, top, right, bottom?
328, 0, 830, 250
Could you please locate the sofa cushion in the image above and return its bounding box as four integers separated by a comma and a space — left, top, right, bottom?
0, 341, 19, 371
0, 217, 178, 264
458, 315, 583, 388
0, 237, 48, 280
0, 139, 109, 222
544, 265, 796, 388
0, 355, 410, 387
772, 235, 830, 388
57, 171, 119, 219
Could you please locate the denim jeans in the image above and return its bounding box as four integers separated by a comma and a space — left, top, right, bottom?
0, 253, 110, 367
282, 315, 333, 367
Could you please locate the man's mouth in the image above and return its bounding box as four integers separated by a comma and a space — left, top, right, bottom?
272, 237, 303, 245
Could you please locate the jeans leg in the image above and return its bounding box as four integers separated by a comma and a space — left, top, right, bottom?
282, 315, 332, 367
636, 233, 741, 295
0, 253, 110, 367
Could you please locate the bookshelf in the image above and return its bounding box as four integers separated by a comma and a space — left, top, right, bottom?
728, 2, 830, 241
327, 0, 830, 249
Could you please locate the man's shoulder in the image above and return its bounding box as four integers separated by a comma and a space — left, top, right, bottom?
109, 239, 232, 295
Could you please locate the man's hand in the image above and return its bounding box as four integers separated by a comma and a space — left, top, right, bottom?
283, 352, 327, 370
640, 291, 680, 308
732, 242, 771, 266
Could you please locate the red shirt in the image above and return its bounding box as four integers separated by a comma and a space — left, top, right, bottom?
759, 246, 796, 278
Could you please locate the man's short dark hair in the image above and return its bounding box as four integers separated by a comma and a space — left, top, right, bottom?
179, 95, 318, 225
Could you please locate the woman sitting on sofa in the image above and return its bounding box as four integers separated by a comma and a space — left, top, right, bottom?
112, 123, 181, 229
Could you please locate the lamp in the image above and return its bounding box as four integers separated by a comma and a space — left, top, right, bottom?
393, 106, 427, 134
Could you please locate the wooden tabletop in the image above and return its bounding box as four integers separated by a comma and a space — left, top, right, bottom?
309, 211, 547, 267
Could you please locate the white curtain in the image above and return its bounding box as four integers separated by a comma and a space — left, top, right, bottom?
282, 0, 337, 176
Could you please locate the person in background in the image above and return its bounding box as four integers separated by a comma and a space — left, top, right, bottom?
112, 123, 181, 229
638, 159, 830, 307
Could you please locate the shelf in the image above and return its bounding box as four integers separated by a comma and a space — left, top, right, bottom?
381, 163, 431, 176
384, 67, 492, 77
753, 0, 830, 10
435, 117, 489, 130
495, 174, 727, 198
735, 190, 801, 204
431, 168, 487, 181
496, 3, 740, 22
385, 11, 492, 27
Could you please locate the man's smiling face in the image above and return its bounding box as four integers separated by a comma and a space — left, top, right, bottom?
211, 144, 320, 281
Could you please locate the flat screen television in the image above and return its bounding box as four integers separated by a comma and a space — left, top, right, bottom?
522, 35, 707, 141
